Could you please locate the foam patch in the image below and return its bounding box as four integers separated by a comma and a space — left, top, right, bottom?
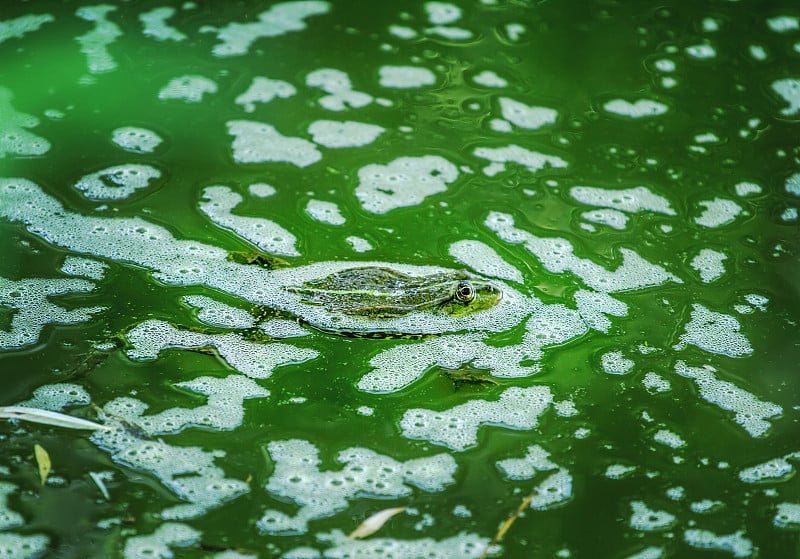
182, 295, 255, 329
139, 7, 187, 42
774, 503, 800, 529
581, 208, 628, 230
629, 501, 676, 531
111, 127, 163, 153
123, 522, 200, 558
690, 249, 727, 283
772, 78, 800, 116
683, 529, 753, 558
0, 87, 51, 158
498, 97, 557, 129
306, 68, 373, 111
570, 186, 676, 215
283, 530, 489, 558
695, 198, 742, 228
158, 75, 217, 102
378, 65, 436, 88
739, 453, 800, 483
674, 304, 752, 357
61, 256, 108, 280
307, 120, 384, 148
473, 70, 507, 87
75, 164, 161, 200
496, 445, 558, 479
76, 5, 121, 74
305, 199, 345, 225
235, 76, 296, 112
17, 383, 91, 411
474, 145, 567, 177
603, 99, 668, 117
574, 290, 628, 332
448, 240, 524, 283
0, 14, 53, 44
227, 120, 321, 166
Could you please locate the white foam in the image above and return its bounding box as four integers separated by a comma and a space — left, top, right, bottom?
182, 295, 255, 328
305, 199, 345, 225
199, 185, 299, 255
206, 1, 330, 57
695, 198, 742, 227
158, 75, 217, 103
75, 164, 161, 200
448, 240, 523, 283
61, 256, 108, 280
675, 361, 782, 437
346, 235, 373, 252
389, 24, 418, 40
772, 79, 800, 116
782, 207, 799, 221
0, 533, 49, 558
690, 248, 727, 283
379, 65, 436, 88
425, 2, 461, 24
629, 501, 676, 531
0, 276, 105, 349
227, 120, 320, 166
355, 155, 458, 213
258, 439, 456, 534
569, 185, 676, 215
0, 14, 53, 44
574, 290, 628, 332
739, 454, 800, 483
123, 522, 200, 558
259, 319, 309, 338
686, 43, 717, 59
601, 351, 634, 375
767, 15, 799, 33
139, 7, 186, 41
499, 97, 557, 129
426, 26, 473, 40
786, 173, 800, 196
744, 294, 768, 311
642, 372, 671, 393
690, 499, 724, 514
249, 182, 276, 197
496, 445, 558, 479
674, 304, 752, 357
529, 469, 573, 510
486, 211, 682, 293
17, 383, 91, 411
505, 23, 525, 41
623, 547, 664, 559
774, 503, 800, 528
400, 386, 553, 451
473, 71, 507, 88
605, 464, 636, 479
653, 429, 685, 449
474, 145, 567, 176
306, 68, 373, 111
308, 119, 384, 148
126, 319, 318, 378
683, 529, 753, 558
603, 99, 668, 118
490, 118, 513, 133
581, 209, 628, 230
76, 5, 121, 74
0, 482, 23, 530
111, 127, 163, 153
283, 530, 488, 558
0, 87, 51, 157
235, 76, 296, 112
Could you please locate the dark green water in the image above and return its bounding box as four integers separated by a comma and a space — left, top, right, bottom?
1, 1, 799, 558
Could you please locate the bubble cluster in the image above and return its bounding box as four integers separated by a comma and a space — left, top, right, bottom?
605, 464, 636, 479
0, 14, 53, 43
738, 453, 800, 483
123, 522, 200, 559
0, 533, 49, 559
774, 503, 800, 529
570, 185, 676, 216
306, 199, 346, 225
694, 198, 743, 228
734, 181, 762, 197
111, 126, 163, 153
603, 99, 668, 118
227, 120, 321, 166
690, 248, 727, 283
75, 164, 161, 200
17, 383, 91, 411
355, 155, 458, 214
307, 119, 384, 148
690, 499, 724, 514
582, 208, 629, 230
772, 78, 800, 116
139, 6, 186, 42
183, 295, 255, 329
473, 70, 507, 88
448, 240, 524, 283
601, 351, 634, 375
0, 86, 51, 157
0, 275, 105, 349
158, 75, 217, 102
529, 468, 573, 510
574, 290, 628, 332
473, 144, 567, 177
258, 439, 456, 534
76, 5, 121, 74
235, 76, 296, 112
498, 97, 557, 130
61, 256, 108, 280
623, 547, 665, 559
496, 445, 558, 479
674, 304, 753, 357
400, 386, 553, 451
629, 501, 676, 531
346, 235, 373, 252
207, 1, 330, 57
683, 529, 753, 558
378, 65, 436, 88
199, 185, 300, 256
259, 318, 309, 338
306, 68, 373, 111
642, 372, 671, 394
126, 319, 318, 379
653, 429, 686, 449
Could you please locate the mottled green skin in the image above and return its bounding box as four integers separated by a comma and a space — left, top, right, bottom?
286, 266, 502, 319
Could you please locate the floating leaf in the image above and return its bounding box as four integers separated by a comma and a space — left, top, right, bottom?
0, 406, 109, 431
34, 444, 51, 485
349, 506, 406, 539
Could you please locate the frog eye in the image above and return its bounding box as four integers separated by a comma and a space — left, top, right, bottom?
455, 281, 475, 303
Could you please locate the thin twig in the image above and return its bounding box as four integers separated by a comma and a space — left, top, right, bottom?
478, 489, 538, 559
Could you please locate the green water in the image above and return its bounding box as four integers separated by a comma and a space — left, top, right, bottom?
1, 1, 799, 558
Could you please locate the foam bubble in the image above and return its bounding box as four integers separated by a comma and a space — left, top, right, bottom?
786, 173, 800, 196
474, 145, 567, 176
283, 530, 488, 558
774, 503, 800, 528
504, 22, 526, 41
623, 547, 665, 559
490, 118, 513, 133
690, 499, 724, 514
739, 454, 800, 483
389, 24, 418, 40
305, 199, 345, 225
529, 468, 573, 510
123, 522, 200, 559
306, 68, 373, 111
400, 386, 553, 451
473, 70, 507, 88
642, 372, 671, 394
346, 235, 373, 252
61, 256, 108, 280
425, 2, 461, 24
448, 240, 524, 283
496, 445, 558, 479
227, 120, 320, 166
206, 1, 330, 57
690, 249, 727, 283
605, 464, 636, 479
158, 75, 217, 102
601, 351, 634, 375
355, 155, 458, 213
259, 319, 309, 338
574, 290, 628, 332
581, 208, 628, 230
782, 207, 798, 221
126, 319, 318, 378
307, 120, 384, 148
0, 87, 51, 157
629, 501, 676, 531
235, 76, 296, 112
76, 5, 121, 74
17, 383, 91, 411
603, 99, 668, 118
772, 78, 800, 116
498, 97, 557, 129
569, 185, 676, 215
695, 198, 742, 228
674, 305, 753, 357
258, 439, 456, 534
139, 7, 187, 41
111, 127, 163, 153
653, 429, 686, 449
0, 482, 23, 530
685, 43, 717, 59
683, 529, 753, 558
0, 14, 53, 44
75, 164, 161, 200
767, 15, 799, 33
0, 533, 49, 558
182, 295, 255, 328
199, 185, 299, 255
425, 26, 473, 40
379, 65, 436, 88
0, 276, 105, 349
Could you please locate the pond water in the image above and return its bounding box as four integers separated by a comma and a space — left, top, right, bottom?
1, 1, 799, 558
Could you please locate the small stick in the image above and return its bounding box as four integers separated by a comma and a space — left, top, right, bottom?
478, 488, 538, 559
